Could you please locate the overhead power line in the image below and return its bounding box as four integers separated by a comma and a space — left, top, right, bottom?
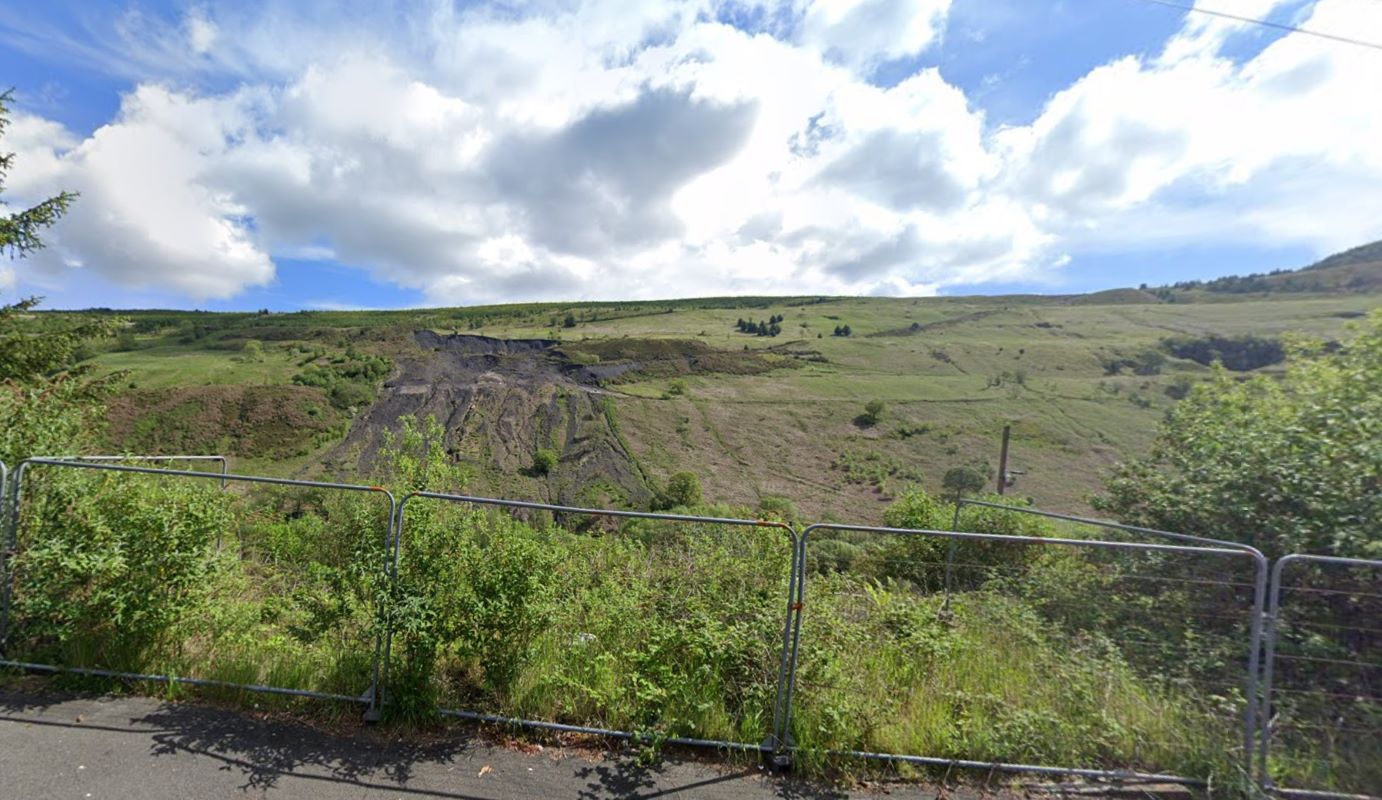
1133, 0, 1382, 53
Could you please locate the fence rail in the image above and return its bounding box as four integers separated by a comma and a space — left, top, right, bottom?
43, 454, 229, 488
0, 457, 1370, 794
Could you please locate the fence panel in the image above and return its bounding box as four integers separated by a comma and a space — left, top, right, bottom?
1261, 555, 1382, 799
0, 458, 395, 714
385, 491, 798, 755
952, 498, 1270, 776
781, 522, 1262, 786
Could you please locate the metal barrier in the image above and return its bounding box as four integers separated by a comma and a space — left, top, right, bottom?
952, 497, 1270, 778
6, 455, 1374, 791
46, 454, 229, 488
780, 522, 1264, 785
1260, 554, 1382, 799
386, 491, 800, 758
0, 458, 396, 717
0, 460, 7, 608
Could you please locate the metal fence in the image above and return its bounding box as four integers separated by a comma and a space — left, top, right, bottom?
0, 458, 396, 717
1260, 554, 1382, 799
952, 497, 1271, 779
781, 521, 1264, 786
44, 454, 229, 487
386, 490, 800, 758
2, 455, 1373, 794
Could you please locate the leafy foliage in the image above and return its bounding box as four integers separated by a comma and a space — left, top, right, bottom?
941, 465, 987, 499
291, 347, 391, 409
532, 448, 558, 475
653, 471, 702, 510
12, 472, 232, 667
1099, 311, 1382, 558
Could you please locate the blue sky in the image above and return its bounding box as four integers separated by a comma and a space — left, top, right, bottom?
1, 0, 1377, 310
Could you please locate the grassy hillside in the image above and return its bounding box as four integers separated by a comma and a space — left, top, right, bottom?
1154, 239, 1382, 298
54, 285, 1379, 521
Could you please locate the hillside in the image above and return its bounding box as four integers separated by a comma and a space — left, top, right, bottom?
58, 280, 1378, 522
1153, 239, 1382, 297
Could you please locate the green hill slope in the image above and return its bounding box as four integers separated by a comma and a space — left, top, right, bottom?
54, 275, 1376, 522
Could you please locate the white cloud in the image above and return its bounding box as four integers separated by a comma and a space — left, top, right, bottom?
999, 0, 1382, 254
9, 87, 274, 299
4, 0, 1381, 305
798, 0, 952, 69
185, 10, 218, 55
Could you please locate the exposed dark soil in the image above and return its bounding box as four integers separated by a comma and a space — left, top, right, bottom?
329, 331, 654, 506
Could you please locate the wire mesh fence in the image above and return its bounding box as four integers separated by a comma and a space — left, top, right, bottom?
951, 498, 1270, 777
2, 454, 1373, 793
385, 491, 798, 755
1261, 555, 1382, 799
0, 458, 395, 712
780, 522, 1262, 785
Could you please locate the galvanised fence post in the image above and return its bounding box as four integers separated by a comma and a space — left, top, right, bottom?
384, 490, 797, 760
773, 525, 807, 768
0, 458, 395, 715
950, 498, 1269, 779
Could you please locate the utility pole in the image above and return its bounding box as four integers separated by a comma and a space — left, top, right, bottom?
997, 424, 1011, 495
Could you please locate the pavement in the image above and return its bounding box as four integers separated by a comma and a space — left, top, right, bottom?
0, 687, 964, 799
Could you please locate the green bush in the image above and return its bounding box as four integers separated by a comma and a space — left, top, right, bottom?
12, 473, 232, 668
532, 448, 559, 475
654, 471, 702, 510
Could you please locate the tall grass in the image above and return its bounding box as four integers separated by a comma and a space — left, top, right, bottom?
0, 445, 1307, 788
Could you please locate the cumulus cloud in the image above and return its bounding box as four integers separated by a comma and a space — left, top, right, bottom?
3, 0, 1380, 305
8, 87, 274, 299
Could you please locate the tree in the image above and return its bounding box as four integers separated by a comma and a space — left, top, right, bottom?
658, 471, 702, 509
241, 339, 264, 361
942, 466, 987, 502
1, 89, 115, 464
1097, 312, 1382, 559
1, 93, 76, 263
860, 399, 885, 426
562, 313, 577, 328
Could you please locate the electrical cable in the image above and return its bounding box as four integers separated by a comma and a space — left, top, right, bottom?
1133, 0, 1382, 52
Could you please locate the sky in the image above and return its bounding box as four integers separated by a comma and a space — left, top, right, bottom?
0, 0, 1379, 311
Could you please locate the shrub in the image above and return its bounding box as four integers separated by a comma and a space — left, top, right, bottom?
942, 466, 987, 500
655, 472, 702, 510
857, 399, 885, 426
532, 448, 559, 475
12, 473, 232, 668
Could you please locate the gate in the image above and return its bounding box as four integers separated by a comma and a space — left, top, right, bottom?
0, 458, 396, 715
1260, 554, 1381, 798
385, 491, 799, 756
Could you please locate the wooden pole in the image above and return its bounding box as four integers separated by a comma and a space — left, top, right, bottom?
997, 424, 1011, 495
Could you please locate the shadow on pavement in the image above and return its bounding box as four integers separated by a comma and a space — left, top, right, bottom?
0, 687, 857, 799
